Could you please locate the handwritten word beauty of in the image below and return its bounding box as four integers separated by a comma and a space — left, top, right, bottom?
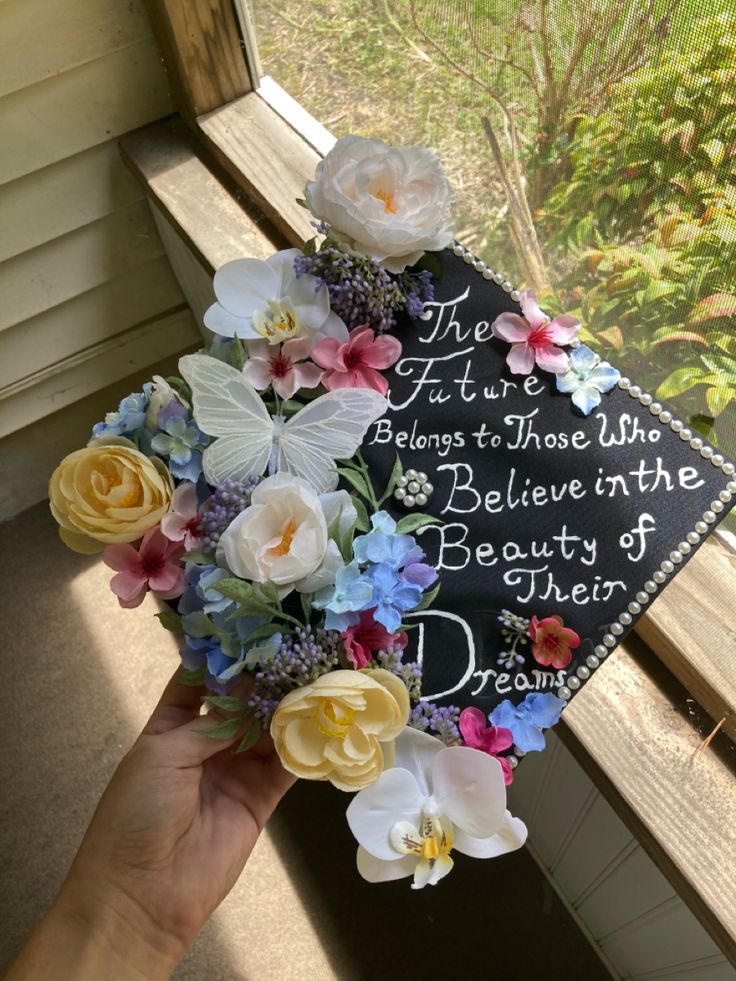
367, 289, 708, 608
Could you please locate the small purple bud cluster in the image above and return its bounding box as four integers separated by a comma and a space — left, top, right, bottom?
409, 702, 462, 746
247, 628, 341, 725
293, 245, 434, 332
198, 476, 260, 553
375, 646, 423, 702
497, 608, 530, 670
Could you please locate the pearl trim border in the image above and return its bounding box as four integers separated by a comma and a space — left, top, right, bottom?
449, 242, 735, 729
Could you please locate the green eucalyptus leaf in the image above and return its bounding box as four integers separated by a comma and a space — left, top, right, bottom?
203, 695, 247, 714
235, 716, 262, 754
395, 513, 442, 534
199, 716, 242, 740
155, 609, 182, 633
414, 582, 441, 612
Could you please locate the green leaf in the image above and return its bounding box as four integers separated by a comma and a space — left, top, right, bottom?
155, 609, 182, 633
352, 495, 370, 533
243, 622, 283, 645
703, 138, 725, 167
179, 666, 205, 687
395, 513, 441, 534
334, 467, 372, 501
689, 293, 736, 324
300, 591, 313, 624
215, 578, 256, 604
414, 582, 440, 612
229, 335, 246, 370
379, 453, 403, 505
203, 695, 247, 714
655, 366, 709, 399
235, 716, 262, 754
706, 385, 734, 418
302, 235, 317, 255
258, 581, 281, 606
165, 376, 192, 408
199, 716, 242, 740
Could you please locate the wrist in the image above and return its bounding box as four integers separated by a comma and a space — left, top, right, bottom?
49, 872, 184, 981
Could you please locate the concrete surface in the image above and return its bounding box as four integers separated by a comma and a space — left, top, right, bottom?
0, 502, 610, 981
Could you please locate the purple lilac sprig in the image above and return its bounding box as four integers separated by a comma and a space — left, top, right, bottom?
198, 477, 261, 553
374, 645, 423, 702
294, 244, 434, 332
409, 702, 462, 747
497, 608, 530, 670
247, 628, 341, 725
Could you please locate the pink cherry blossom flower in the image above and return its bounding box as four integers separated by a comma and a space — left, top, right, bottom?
529, 615, 580, 670
341, 609, 408, 669
458, 706, 514, 785
242, 336, 324, 400
102, 526, 186, 609
491, 289, 580, 375
160, 482, 202, 551
311, 325, 401, 395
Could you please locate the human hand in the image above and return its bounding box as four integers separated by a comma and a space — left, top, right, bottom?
7, 669, 295, 980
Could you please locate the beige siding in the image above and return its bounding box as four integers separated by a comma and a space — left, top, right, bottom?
0, 0, 201, 484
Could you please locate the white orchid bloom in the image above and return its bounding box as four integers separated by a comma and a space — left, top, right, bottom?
346, 726, 527, 889
204, 248, 348, 344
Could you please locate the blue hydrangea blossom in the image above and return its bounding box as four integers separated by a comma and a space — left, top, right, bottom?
555, 344, 620, 415
489, 692, 565, 752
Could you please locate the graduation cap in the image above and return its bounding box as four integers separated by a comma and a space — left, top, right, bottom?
361, 244, 734, 747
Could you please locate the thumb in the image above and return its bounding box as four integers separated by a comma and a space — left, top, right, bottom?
162, 710, 245, 767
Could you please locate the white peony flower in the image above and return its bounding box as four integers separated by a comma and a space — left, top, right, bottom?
346, 726, 527, 889
304, 136, 455, 273
216, 474, 354, 596
204, 248, 349, 344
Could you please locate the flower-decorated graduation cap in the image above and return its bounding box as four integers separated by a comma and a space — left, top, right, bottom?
48, 135, 734, 891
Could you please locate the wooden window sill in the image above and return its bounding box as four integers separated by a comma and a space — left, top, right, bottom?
119, 108, 736, 964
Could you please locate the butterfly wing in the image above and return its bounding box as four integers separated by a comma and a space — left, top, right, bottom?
279, 388, 387, 494
178, 353, 273, 484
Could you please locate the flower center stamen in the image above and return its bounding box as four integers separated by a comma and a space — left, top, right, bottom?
375, 189, 397, 214
253, 298, 300, 343
269, 519, 297, 557
317, 702, 356, 739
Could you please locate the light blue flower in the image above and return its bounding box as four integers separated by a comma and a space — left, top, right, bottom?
92, 391, 148, 439
313, 561, 374, 631
179, 563, 233, 619
363, 562, 423, 633
555, 344, 620, 415
151, 415, 207, 481
180, 623, 280, 694
489, 692, 565, 752
353, 510, 416, 569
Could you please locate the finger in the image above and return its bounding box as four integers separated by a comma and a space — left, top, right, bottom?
143, 667, 206, 736
161, 675, 254, 765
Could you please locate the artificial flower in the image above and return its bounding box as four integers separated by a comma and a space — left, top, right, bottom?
48, 437, 174, 553
304, 136, 455, 273
363, 562, 423, 633
458, 707, 514, 785
270, 668, 410, 791
341, 610, 408, 669
92, 391, 148, 440
529, 615, 580, 669
352, 510, 415, 567
203, 248, 349, 344
313, 561, 374, 632
160, 482, 202, 551
181, 622, 282, 695
178, 562, 235, 619
216, 474, 353, 596
490, 692, 565, 753
150, 415, 207, 483
491, 290, 580, 375
555, 343, 621, 415
311, 325, 401, 395
143, 375, 180, 430
197, 477, 260, 554
241, 337, 324, 399
347, 726, 527, 888
102, 526, 186, 609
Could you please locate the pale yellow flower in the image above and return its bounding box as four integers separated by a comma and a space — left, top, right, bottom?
270, 668, 410, 791
48, 437, 173, 554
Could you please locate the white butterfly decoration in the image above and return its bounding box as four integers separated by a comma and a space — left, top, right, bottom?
179, 354, 387, 494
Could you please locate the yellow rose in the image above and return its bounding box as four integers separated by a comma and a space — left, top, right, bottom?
270, 668, 410, 792
48, 437, 173, 554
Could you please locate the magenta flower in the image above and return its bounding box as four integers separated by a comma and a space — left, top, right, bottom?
311, 325, 401, 395
459, 706, 514, 785
341, 610, 408, 669
160, 482, 201, 551
103, 526, 186, 609
491, 289, 580, 375
242, 337, 324, 400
